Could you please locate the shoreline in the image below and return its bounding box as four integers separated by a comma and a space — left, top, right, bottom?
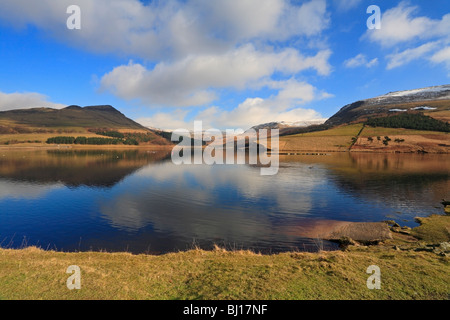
1, 143, 449, 154
0, 143, 174, 151
1, 213, 447, 257
0, 214, 448, 300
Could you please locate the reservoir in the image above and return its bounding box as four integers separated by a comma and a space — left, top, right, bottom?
0, 149, 448, 254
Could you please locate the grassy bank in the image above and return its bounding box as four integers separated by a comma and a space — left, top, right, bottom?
0, 215, 448, 300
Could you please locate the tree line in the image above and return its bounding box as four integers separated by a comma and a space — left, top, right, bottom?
366, 113, 450, 132
46, 136, 139, 145
89, 129, 158, 143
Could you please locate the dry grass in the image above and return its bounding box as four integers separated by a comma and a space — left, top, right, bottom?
288, 124, 364, 137
425, 110, 450, 123
0, 131, 99, 145
279, 124, 364, 152
411, 215, 450, 243
0, 216, 450, 300
353, 128, 450, 153
0, 241, 448, 300
0, 215, 448, 300
278, 122, 450, 153
360, 126, 449, 137
280, 136, 353, 152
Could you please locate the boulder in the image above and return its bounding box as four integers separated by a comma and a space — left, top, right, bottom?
324, 222, 392, 242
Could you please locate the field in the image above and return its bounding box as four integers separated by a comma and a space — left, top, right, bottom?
353, 126, 450, 153
0, 123, 170, 147
278, 123, 449, 153
0, 132, 100, 145
360, 126, 448, 136
287, 123, 364, 137
279, 124, 363, 152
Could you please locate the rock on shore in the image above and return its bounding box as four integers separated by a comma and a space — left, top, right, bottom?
323, 222, 392, 243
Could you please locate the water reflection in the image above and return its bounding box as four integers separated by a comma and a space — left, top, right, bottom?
0, 149, 171, 187
0, 150, 448, 253
0, 180, 64, 200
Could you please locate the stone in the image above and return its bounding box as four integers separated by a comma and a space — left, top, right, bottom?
325, 222, 392, 242
439, 242, 450, 252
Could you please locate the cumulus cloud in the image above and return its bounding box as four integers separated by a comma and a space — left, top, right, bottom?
100, 46, 332, 107
137, 80, 330, 130
206, 99, 324, 129
0, 0, 330, 60
136, 109, 192, 131
0, 91, 66, 111
361, 2, 450, 73
0, 0, 332, 129
365, 1, 450, 47
344, 54, 378, 68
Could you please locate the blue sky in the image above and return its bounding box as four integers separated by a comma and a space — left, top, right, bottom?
0, 0, 449, 130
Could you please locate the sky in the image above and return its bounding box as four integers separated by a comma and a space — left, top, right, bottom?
0, 0, 449, 130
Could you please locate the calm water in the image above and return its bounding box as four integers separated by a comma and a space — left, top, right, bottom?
0, 149, 448, 254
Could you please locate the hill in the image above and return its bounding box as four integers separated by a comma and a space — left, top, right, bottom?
274, 85, 450, 154
325, 84, 450, 126
0, 105, 172, 147
0, 105, 146, 130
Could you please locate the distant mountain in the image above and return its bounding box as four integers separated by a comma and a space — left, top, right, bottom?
250, 120, 326, 131
326, 84, 450, 126
247, 120, 329, 137
0, 105, 146, 130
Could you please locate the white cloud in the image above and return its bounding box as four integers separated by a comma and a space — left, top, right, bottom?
137, 80, 330, 131
277, 0, 329, 37
0, 91, 66, 111
136, 109, 191, 131
366, 58, 379, 68
209, 98, 325, 129
365, 2, 450, 47
0, 0, 333, 129
0, 0, 330, 60
430, 46, 450, 71
100, 45, 332, 108
386, 41, 439, 69
361, 2, 450, 74
344, 54, 378, 68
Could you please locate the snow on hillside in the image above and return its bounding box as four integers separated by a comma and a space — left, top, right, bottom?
250, 119, 326, 131
378, 85, 450, 99
362, 84, 450, 107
